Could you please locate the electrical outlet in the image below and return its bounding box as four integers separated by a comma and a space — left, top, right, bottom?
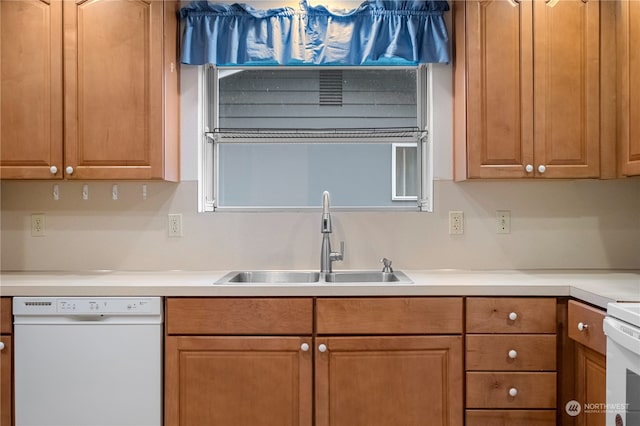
449, 211, 464, 235
31, 214, 46, 237
497, 210, 511, 234
168, 214, 183, 237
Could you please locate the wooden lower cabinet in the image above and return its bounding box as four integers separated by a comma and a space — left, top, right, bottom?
165, 336, 312, 426
166, 297, 464, 426
567, 300, 607, 426
0, 336, 11, 426
0, 298, 12, 426
575, 345, 606, 426
465, 298, 557, 425
466, 409, 556, 426
315, 336, 463, 426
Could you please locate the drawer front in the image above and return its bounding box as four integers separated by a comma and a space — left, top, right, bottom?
0, 298, 11, 335
466, 410, 556, 426
316, 297, 463, 334
466, 372, 557, 409
466, 298, 556, 333
466, 334, 556, 371
166, 298, 313, 335
568, 300, 606, 355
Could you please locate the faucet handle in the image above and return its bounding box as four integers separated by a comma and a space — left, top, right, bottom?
380, 258, 393, 273
331, 241, 345, 262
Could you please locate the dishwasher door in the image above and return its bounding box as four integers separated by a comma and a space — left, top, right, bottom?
13, 297, 163, 426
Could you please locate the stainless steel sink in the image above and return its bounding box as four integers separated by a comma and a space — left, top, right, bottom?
216, 271, 320, 284
215, 270, 412, 284
324, 271, 412, 284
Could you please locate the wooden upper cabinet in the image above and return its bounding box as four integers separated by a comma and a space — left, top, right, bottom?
618, 0, 640, 176
1, 0, 179, 181
533, 0, 600, 178
456, 0, 601, 179
64, 0, 178, 180
0, 0, 64, 179
464, 0, 533, 179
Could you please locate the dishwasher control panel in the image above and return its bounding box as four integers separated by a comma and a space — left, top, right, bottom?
13, 297, 161, 316
57, 299, 154, 314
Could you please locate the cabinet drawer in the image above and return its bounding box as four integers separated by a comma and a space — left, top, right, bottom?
466, 335, 556, 371
166, 298, 313, 335
466, 372, 556, 409
0, 298, 11, 335
466, 298, 556, 333
466, 410, 556, 426
568, 300, 606, 355
316, 297, 463, 334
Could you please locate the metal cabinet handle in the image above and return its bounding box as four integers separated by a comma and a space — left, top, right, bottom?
50, 166, 58, 175
508, 312, 518, 321
318, 344, 327, 353
300, 343, 310, 352
537, 165, 546, 174
525, 164, 534, 173
509, 387, 518, 397
578, 322, 589, 332
508, 349, 518, 359
65, 166, 74, 175
0, 342, 4, 351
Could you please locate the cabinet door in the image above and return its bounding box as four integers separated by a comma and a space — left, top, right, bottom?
0, 336, 11, 426
533, 0, 600, 178
63, 0, 163, 179
465, 0, 534, 178
315, 336, 463, 426
0, 0, 63, 179
576, 345, 606, 426
165, 336, 312, 426
618, 0, 640, 176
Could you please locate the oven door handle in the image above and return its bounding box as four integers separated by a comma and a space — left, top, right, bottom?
603, 317, 640, 355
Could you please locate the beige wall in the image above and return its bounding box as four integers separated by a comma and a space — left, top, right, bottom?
2, 59, 639, 272
1, 179, 638, 271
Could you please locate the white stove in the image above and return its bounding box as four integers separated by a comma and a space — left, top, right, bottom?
604, 302, 640, 426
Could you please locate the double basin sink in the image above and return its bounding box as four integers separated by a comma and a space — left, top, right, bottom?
216, 270, 412, 285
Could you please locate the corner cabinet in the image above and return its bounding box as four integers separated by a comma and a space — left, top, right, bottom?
567, 300, 607, 426
454, 0, 603, 179
617, 0, 640, 176
0, 0, 179, 181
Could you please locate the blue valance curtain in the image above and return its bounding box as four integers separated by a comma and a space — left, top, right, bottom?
179, 0, 450, 66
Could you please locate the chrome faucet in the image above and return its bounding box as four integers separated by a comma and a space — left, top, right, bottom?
320, 191, 344, 273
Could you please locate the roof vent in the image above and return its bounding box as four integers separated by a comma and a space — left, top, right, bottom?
319, 70, 343, 106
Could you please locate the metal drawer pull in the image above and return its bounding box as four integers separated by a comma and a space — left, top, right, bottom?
508, 387, 518, 397
508, 312, 518, 321
300, 343, 310, 352
508, 349, 518, 359
578, 322, 589, 331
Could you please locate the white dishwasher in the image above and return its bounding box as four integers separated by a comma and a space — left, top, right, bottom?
13, 297, 163, 426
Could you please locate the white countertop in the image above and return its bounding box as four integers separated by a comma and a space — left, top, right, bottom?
1, 270, 638, 309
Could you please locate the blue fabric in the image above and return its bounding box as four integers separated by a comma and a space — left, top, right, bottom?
179, 0, 450, 65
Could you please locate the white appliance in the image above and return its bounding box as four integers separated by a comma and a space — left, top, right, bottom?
604, 302, 640, 426
13, 297, 163, 426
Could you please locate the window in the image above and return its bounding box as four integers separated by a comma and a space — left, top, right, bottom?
199, 66, 433, 212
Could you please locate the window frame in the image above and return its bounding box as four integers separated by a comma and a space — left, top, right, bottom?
198, 65, 433, 213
